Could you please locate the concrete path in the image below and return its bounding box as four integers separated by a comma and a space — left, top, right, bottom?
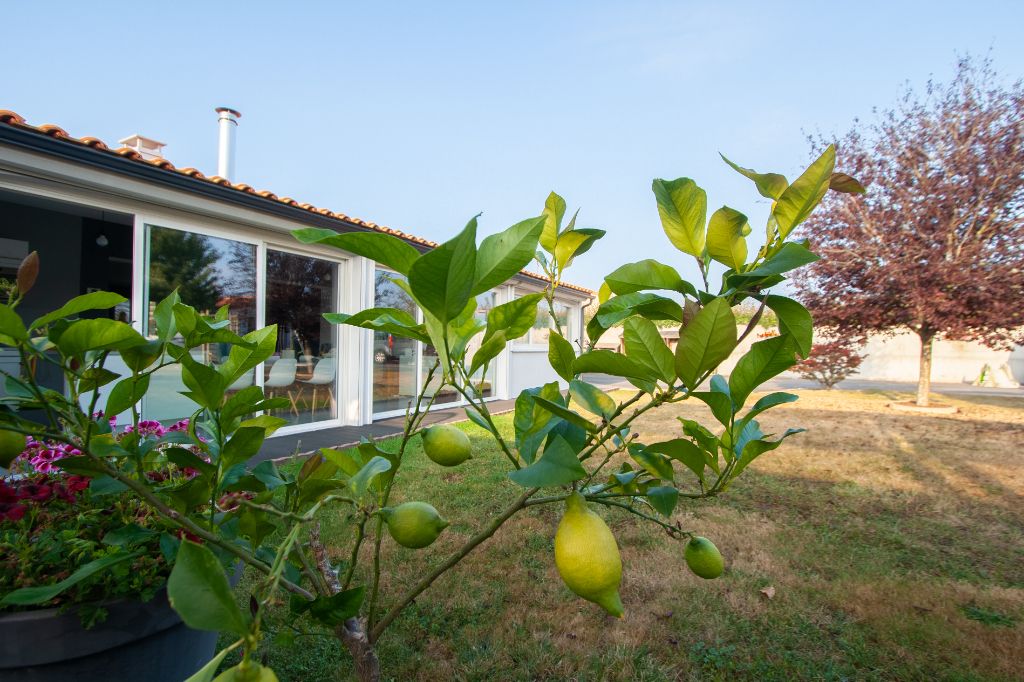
255, 398, 517, 463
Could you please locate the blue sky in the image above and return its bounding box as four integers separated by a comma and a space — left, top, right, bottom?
4, 1, 1024, 290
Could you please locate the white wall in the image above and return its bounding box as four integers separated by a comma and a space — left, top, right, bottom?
854, 332, 1024, 384
508, 349, 561, 396
592, 324, 1024, 386
504, 293, 589, 398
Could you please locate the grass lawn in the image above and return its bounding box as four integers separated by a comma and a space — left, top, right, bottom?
229, 389, 1024, 681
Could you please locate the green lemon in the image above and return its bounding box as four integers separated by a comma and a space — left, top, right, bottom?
554, 493, 624, 617
421, 424, 472, 467
381, 501, 450, 549
685, 536, 724, 579
0, 429, 26, 468
213, 662, 280, 682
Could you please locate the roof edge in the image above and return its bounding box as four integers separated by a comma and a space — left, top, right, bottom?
0, 109, 594, 296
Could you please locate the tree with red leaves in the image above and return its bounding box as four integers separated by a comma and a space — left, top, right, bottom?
794, 57, 1024, 406
796, 338, 866, 389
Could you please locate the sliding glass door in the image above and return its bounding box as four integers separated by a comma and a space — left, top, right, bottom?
141, 226, 341, 429
372, 270, 419, 414
143, 225, 257, 422
465, 292, 496, 399
371, 268, 503, 417
264, 249, 339, 426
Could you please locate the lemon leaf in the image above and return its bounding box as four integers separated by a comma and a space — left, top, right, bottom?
508, 435, 586, 488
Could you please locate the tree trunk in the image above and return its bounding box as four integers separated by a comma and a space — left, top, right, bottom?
916, 331, 935, 407
338, 618, 380, 682
308, 524, 380, 682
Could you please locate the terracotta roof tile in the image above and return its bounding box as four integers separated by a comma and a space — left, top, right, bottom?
116, 147, 146, 161
37, 124, 70, 139
0, 108, 595, 295
79, 136, 108, 149
0, 111, 25, 125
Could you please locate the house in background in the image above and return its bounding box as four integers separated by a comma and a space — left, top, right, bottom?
0, 108, 593, 437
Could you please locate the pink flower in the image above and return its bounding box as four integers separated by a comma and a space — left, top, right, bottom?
92, 410, 118, 430
168, 419, 190, 433
122, 420, 168, 438
30, 447, 67, 473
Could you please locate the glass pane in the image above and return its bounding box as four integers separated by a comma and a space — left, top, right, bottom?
265, 250, 339, 425
515, 298, 570, 345
466, 292, 496, 398
421, 343, 460, 405
372, 270, 419, 414
144, 226, 256, 423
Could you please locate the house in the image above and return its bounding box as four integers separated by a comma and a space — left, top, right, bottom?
0, 108, 593, 437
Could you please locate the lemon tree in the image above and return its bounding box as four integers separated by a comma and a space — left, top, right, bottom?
0, 148, 861, 682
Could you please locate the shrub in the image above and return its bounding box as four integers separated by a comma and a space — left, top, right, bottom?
796, 338, 866, 389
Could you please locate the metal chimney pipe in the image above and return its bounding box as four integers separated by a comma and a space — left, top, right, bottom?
215, 107, 241, 181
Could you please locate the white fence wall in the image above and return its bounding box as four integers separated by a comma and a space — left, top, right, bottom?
855, 332, 1024, 384
594, 326, 1024, 385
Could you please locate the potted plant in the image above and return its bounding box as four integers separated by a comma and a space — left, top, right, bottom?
0, 149, 861, 681
0, 416, 238, 681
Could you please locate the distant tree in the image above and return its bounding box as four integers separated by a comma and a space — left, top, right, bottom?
796, 337, 866, 389
373, 270, 416, 314
149, 229, 221, 313
732, 302, 778, 329
794, 57, 1024, 406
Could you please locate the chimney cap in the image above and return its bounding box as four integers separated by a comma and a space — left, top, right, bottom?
118, 133, 167, 161
118, 133, 167, 147
215, 106, 242, 118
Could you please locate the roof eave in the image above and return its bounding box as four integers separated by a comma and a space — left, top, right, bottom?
0, 123, 393, 242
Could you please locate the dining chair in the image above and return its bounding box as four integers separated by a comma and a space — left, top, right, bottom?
301, 356, 336, 415
264, 358, 299, 416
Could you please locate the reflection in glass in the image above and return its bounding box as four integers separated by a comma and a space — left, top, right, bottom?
515, 299, 570, 345
421, 343, 459, 405
466, 292, 496, 398
372, 270, 419, 414
264, 250, 338, 425
144, 226, 256, 422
